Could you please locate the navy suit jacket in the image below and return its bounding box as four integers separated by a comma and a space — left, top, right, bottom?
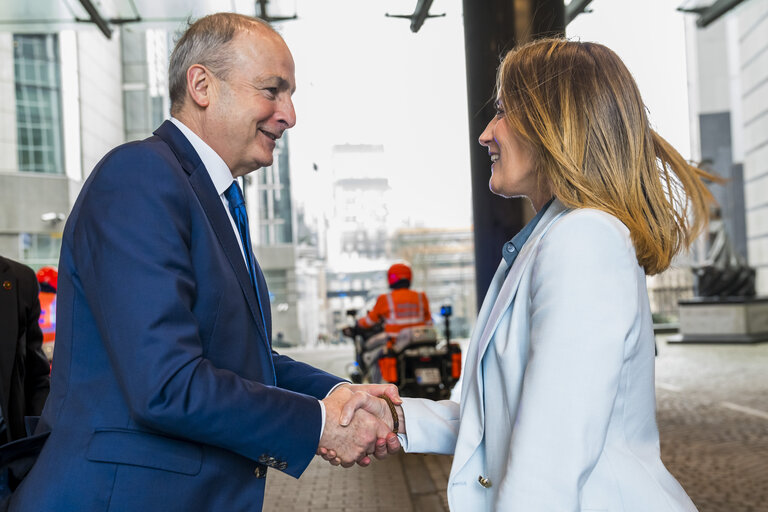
10, 121, 344, 512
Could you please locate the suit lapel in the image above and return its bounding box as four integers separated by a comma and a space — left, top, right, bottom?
153, 121, 271, 352
0, 258, 19, 414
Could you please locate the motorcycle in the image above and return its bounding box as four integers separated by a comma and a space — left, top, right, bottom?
343, 306, 462, 400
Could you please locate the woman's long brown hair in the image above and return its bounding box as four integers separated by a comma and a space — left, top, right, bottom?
497, 38, 718, 275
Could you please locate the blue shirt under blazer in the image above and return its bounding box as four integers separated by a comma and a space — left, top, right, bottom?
10, 121, 344, 512
399, 200, 698, 512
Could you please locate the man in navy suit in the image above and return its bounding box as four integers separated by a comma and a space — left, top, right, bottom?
10, 13, 397, 512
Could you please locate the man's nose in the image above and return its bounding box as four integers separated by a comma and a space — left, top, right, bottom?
278, 96, 296, 129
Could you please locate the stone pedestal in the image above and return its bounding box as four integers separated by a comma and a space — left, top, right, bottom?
668, 297, 768, 343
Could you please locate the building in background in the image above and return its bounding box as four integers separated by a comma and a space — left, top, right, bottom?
325, 143, 390, 264
391, 227, 476, 338
247, 135, 328, 346
0, 29, 124, 269
323, 143, 392, 334
326, 268, 388, 340
683, 0, 768, 293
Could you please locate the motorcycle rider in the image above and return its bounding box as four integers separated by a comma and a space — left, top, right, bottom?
343, 263, 434, 382
357, 263, 432, 337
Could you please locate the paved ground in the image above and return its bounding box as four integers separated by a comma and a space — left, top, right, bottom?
264, 338, 768, 512
654, 336, 768, 512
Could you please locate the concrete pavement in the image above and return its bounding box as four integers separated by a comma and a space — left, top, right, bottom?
263, 451, 453, 512
266, 338, 768, 512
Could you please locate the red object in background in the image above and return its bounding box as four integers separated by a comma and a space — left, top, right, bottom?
379, 353, 398, 383
387, 262, 412, 287
36, 266, 58, 292
36, 267, 57, 363
38, 291, 56, 344
451, 350, 462, 379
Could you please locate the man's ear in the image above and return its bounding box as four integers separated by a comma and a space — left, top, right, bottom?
186, 64, 213, 108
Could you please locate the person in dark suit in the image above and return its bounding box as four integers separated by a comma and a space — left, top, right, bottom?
10, 13, 398, 512
0, 256, 50, 445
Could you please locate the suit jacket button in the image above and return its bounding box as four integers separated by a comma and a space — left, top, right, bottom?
258, 454, 268, 464
478, 475, 492, 488
277, 461, 288, 470
254, 466, 266, 479
267, 457, 277, 466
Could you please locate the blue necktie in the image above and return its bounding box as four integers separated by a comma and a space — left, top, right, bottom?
224, 181, 272, 361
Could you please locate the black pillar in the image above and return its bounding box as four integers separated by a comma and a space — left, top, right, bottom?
462, 0, 565, 309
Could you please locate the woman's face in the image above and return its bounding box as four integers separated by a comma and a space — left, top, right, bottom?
478, 99, 549, 210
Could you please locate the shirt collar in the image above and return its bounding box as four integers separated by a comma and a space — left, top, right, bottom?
502, 197, 555, 268
170, 117, 234, 196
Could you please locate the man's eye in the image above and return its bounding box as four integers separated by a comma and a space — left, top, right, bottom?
265, 87, 278, 96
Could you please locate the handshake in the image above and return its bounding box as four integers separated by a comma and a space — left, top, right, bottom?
317, 383, 405, 467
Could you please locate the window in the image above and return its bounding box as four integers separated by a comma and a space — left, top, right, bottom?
20, 233, 62, 268
14, 34, 64, 174
262, 269, 288, 304
256, 136, 293, 245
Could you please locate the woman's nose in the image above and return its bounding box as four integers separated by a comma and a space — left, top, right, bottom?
478, 118, 495, 147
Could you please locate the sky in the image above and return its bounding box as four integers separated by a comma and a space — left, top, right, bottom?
274, 0, 694, 230
278, 0, 472, 229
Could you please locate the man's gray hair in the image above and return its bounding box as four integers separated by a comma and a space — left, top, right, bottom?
168, 13, 272, 115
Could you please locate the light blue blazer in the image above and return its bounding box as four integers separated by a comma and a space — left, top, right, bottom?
400, 200, 697, 512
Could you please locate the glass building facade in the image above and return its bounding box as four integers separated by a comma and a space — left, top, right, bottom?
14, 34, 64, 174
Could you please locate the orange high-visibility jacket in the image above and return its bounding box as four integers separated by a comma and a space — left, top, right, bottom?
358, 288, 432, 335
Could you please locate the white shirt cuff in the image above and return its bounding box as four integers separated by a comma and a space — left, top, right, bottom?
318, 382, 350, 440
318, 400, 326, 439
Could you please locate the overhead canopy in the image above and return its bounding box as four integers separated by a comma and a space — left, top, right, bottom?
0, 0, 297, 37
677, 0, 747, 27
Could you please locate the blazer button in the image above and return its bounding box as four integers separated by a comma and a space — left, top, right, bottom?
478, 475, 492, 488
254, 466, 267, 479
277, 461, 288, 470
267, 457, 277, 466
258, 454, 268, 464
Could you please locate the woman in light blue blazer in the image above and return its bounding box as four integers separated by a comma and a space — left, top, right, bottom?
338, 39, 716, 511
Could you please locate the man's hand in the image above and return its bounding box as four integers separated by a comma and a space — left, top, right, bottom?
318, 386, 392, 468
317, 385, 403, 466
338, 383, 402, 407
340, 388, 404, 460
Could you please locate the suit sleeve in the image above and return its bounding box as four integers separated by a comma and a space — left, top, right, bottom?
73, 145, 323, 477
19, 264, 50, 416
498, 211, 640, 511
272, 352, 345, 399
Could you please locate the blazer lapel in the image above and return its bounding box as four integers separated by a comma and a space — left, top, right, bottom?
450, 260, 506, 474
451, 201, 569, 477
474, 202, 569, 364
461, 260, 506, 418
153, 121, 271, 352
